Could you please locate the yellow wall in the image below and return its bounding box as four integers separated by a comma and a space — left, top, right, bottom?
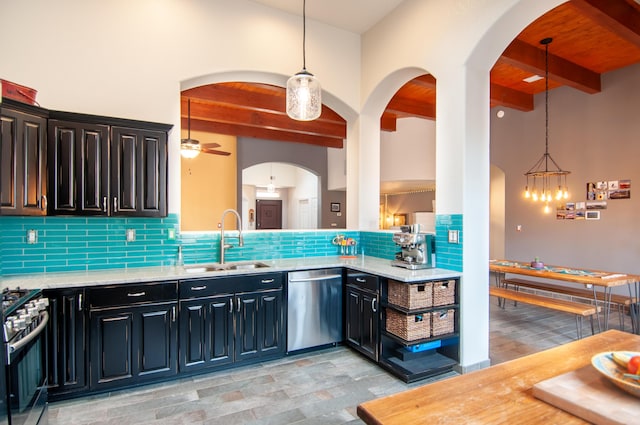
181, 131, 237, 231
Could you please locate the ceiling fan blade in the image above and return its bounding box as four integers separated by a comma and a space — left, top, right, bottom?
201, 147, 231, 156
201, 142, 222, 149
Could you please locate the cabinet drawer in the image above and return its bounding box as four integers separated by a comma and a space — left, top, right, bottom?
89, 282, 178, 308
180, 273, 283, 299
347, 270, 379, 292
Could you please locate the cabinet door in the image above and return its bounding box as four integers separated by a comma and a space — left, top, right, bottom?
345, 286, 362, 347
45, 289, 88, 398
0, 106, 47, 215
235, 293, 259, 362
179, 295, 233, 373
110, 126, 167, 217
138, 303, 178, 379
258, 289, 284, 356
90, 303, 177, 390
360, 291, 379, 361
48, 120, 109, 214
90, 309, 134, 389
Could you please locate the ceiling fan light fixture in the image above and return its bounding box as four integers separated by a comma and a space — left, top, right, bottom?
286, 0, 322, 121
180, 139, 201, 159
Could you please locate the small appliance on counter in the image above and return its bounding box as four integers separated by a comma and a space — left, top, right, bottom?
392, 224, 435, 270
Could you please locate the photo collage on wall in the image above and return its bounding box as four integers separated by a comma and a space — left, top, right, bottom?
556, 179, 630, 220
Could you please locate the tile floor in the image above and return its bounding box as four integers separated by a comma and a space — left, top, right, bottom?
48, 297, 626, 425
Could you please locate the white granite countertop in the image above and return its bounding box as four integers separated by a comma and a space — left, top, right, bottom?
0, 256, 461, 290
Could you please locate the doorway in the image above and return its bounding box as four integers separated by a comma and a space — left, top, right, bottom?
256, 199, 282, 229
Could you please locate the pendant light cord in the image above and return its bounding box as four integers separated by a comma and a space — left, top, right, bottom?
544, 39, 549, 170
302, 0, 307, 71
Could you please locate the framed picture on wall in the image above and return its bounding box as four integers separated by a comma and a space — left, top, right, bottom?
331, 202, 341, 212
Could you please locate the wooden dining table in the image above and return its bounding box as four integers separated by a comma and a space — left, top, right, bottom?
357, 330, 640, 424
489, 259, 640, 334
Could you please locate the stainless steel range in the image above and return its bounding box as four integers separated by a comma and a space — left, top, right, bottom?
1, 288, 49, 425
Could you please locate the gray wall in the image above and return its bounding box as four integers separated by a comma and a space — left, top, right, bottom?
237, 138, 347, 228
491, 62, 640, 274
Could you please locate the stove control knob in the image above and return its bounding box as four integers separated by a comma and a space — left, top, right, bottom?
13, 318, 26, 331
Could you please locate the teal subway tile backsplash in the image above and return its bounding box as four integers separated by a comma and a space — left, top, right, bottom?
0, 213, 462, 276
435, 214, 463, 271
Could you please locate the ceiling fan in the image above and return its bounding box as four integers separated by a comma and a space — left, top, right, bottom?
181, 98, 231, 158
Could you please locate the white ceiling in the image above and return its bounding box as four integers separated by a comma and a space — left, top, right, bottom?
249, 0, 405, 34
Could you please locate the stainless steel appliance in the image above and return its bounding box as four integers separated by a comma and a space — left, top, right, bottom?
287, 269, 343, 352
2, 288, 49, 425
392, 226, 435, 270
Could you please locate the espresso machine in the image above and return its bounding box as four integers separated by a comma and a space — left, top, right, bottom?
391, 225, 436, 269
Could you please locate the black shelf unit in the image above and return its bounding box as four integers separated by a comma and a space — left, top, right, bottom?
379, 278, 460, 382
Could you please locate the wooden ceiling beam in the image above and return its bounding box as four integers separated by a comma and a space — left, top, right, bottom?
185, 118, 344, 148
490, 83, 534, 111
385, 96, 436, 120
570, 0, 640, 46
501, 38, 601, 94
182, 98, 346, 140
380, 113, 397, 132
182, 85, 344, 124
406, 74, 437, 89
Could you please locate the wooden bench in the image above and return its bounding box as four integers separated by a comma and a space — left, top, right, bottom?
502, 277, 634, 329
489, 286, 601, 339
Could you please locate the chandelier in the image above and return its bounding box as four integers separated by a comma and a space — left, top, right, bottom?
286, 0, 321, 121
523, 37, 570, 214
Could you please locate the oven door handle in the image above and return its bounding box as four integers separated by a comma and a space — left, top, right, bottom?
8, 311, 49, 356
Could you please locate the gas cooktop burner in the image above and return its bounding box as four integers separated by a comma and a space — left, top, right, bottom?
1, 287, 41, 316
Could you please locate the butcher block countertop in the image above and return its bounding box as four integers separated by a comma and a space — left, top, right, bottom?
357, 330, 640, 425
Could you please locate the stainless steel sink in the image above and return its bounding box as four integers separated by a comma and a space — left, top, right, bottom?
183, 261, 269, 273
226, 262, 269, 270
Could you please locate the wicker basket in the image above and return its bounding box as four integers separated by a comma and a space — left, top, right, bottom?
432, 280, 456, 306
387, 280, 433, 310
431, 309, 455, 336
385, 308, 431, 341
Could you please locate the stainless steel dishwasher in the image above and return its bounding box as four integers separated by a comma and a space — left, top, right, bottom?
287, 268, 343, 352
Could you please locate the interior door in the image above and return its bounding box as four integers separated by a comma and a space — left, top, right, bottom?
256, 199, 282, 229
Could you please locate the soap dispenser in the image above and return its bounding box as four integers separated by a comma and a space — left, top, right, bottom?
176, 246, 184, 267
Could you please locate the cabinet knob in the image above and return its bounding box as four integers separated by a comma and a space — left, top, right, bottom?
113, 197, 118, 213
41, 195, 48, 210
371, 297, 377, 313
103, 196, 108, 213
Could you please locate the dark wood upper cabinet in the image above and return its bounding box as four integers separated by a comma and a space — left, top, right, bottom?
48, 110, 171, 217
0, 99, 48, 216
48, 120, 109, 214
111, 126, 167, 217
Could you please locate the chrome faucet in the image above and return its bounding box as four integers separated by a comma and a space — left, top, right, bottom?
219, 209, 243, 264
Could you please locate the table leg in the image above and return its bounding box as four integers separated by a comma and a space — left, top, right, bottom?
629, 282, 639, 335
591, 286, 603, 333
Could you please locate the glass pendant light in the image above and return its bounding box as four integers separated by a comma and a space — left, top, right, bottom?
286, 0, 321, 121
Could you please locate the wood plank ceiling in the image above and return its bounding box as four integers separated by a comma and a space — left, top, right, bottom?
182, 0, 640, 150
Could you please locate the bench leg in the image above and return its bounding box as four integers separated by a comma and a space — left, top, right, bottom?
590, 315, 595, 336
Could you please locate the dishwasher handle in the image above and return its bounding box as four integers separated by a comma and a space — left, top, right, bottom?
288, 274, 342, 283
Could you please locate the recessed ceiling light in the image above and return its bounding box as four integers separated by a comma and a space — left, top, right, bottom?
523, 75, 544, 83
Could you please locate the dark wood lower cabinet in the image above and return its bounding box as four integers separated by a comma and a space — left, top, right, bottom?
45, 288, 88, 400
90, 302, 177, 390
178, 289, 284, 374
346, 284, 379, 361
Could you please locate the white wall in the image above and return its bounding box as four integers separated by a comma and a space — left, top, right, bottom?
380, 117, 435, 184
